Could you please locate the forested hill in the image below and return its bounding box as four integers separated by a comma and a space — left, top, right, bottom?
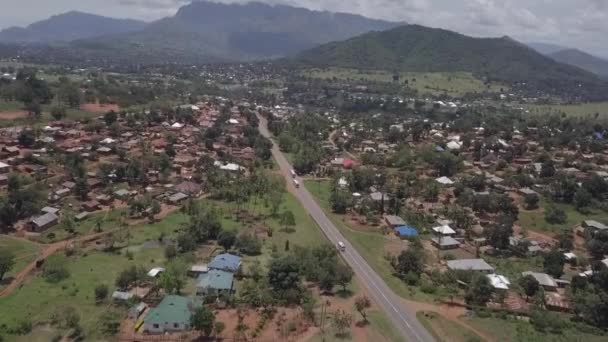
295, 25, 601, 85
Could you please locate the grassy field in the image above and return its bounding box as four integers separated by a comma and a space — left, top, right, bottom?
0, 100, 104, 128
466, 316, 606, 342
305, 179, 438, 302
417, 311, 483, 342
518, 198, 608, 234
0, 236, 41, 280
526, 102, 608, 118
302, 68, 507, 97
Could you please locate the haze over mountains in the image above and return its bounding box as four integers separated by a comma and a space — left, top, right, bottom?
0, 11, 147, 43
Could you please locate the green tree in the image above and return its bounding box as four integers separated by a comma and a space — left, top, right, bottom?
191, 306, 215, 337
0, 249, 15, 280
518, 274, 540, 300
104, 110, 118, 126
280, 210, 296, 231
18, 129, 36, 147
94, 284, 109, 303
333, 310, 353, 337
545, 205, 567, 224
524, 193, 540, 210
268, 254, 301, 302
50, 106, 67, 121
485, 216, 513, 250
465, 273, 494, 306
543, 249, 565, 279
214, 321, 226, 338
392, 249, 424, 279
574, 188, 592, 211
218, 230, 237, 251
354, 296, 371, 323
335, 263, 354, 292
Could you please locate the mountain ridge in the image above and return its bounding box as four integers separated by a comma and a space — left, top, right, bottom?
548, 48, 608, 78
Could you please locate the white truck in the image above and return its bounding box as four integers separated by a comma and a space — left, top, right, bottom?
293, 179, 300, 188
337, 241, 346, 252
290, 169, 297, 178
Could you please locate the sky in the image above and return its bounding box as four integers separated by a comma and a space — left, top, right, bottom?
0, 0, 607, 57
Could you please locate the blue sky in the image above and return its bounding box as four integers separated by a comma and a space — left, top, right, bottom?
1, 0, 607, 57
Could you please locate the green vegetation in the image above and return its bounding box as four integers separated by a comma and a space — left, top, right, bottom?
295, 25, 604, 90
518, 198, 608, 234
302, 68, 507, 96
0, 236, 40, 280
417, 311, 483, 342
466, 315, 607, 342
527, 102, 608, 118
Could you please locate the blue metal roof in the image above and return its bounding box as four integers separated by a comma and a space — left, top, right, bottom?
395, 225, 419, 237
208, 253, 241, 272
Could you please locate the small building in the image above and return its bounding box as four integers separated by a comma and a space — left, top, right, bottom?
81, 200, 100, 212
0, 161, 10, 173
208, 253, 241, 273
41, 206, 60, 215
395, 226, 419, 239
129, 302, 148, 319
143, 295, 201, 334
582, 220, 608, 233
432, 225, 456, 236
385, 215, 406, 228
487, 274, 511, 290
114, 189, 132, 200
75, 212, 89, 221
112, 290, 134, 302
431, 236, 460, 250
521, 271, 558, 291
447, 259, 494, 273
147, 267, 165, 278
174, 181, 202, 196
188, 264, 209, 276
436, 176, 455, 185
196, 269, 235, 296
168, 192, 188, 204
30, 212, 59, 232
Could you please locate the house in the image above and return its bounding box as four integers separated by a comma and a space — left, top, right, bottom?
112, 291, 134, 302
168, 192, 188, 204
114, 189, 132, 200
30, 212, 59, 232
582, 220, 608, 233
395, 226, 419, 239
174, 181, 202, 196
196, 269, 235, 296
147, 267, 165, 278
518, 188, 539, 197
143, 295, 201, 334
432, 225, 456, 236
75, 212, 89, 221
0, 161, 10, 173
436, 176, 455, 185
81, 200, 100, 212
487, 274, 511, 290
447, 259, 494, 273
41, 206, 60, 215
431, 236, 460, 250
385, 215, 406, 228
188, 264, 209, 276
521, 271, 558, 291
208, 253, 241, 273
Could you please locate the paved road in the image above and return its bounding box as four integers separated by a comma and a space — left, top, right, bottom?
258, 115, 435, 342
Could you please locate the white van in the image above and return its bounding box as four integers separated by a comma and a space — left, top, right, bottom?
290, 169, 297, 178
337, 241, 346, 251
293, 179, 300, 188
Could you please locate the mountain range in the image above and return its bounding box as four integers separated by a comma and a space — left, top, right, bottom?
0, 11, 146, 43
294, 25, 599, 84
0, 1, 399, 62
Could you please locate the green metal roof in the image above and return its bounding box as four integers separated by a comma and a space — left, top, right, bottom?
144, 295, 201, 326
196, 269, 234, 291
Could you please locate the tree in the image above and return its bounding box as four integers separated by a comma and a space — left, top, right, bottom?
42, 255, 70, 283
214, 321, 226, 338
150, 200, 161, 221
354, 296, 371, 323
540, 161, 555, 178
335, 263, 354, 292
158, 262, 186, 294
191, 306, 215, 337
524, 193, 540, 210
330, 190, 350, 214
94, 284, 109, 303
465, 273, 494, 306
318, 269, 336, 293
104, 110, 118, 126
543, 249, 565, 279
574, 188, 592, 211
218, 230, 237, 251
280, 210, 296, 231
268, 254, 301, 302
333, 310, 353, 337
50, 106, 66, 121
518, 274, 540, 300
164, 244, 177, 259
18, 129, 36, 147
392, 249, 424, 279
0, 249, 15, 280
545, 205, 567, 224
485, 216, 513, 250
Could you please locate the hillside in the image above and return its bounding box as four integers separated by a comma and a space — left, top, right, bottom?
527, 42, 568, 55
0, 11, 147, 43
71, 1, 400, 61
549, 49, 608, 78
295, 25, 600, 85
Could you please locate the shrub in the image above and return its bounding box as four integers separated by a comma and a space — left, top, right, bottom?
94, 284, 109, 303
43, 255, 70, 283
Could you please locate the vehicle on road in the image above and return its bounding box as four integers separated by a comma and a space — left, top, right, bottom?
293, 179, 300, 188
290, 169, 297, 178
337, 241, 346, 251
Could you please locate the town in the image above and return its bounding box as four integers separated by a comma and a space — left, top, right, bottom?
0, 3, 608, 341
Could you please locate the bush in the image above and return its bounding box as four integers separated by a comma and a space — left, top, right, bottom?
420, 280, 436, 294
94, 284, 109, 303
235, 234, 262, 256
165, 244, 177, 259
43, 255, 70, 283
545, 205, 567, 224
